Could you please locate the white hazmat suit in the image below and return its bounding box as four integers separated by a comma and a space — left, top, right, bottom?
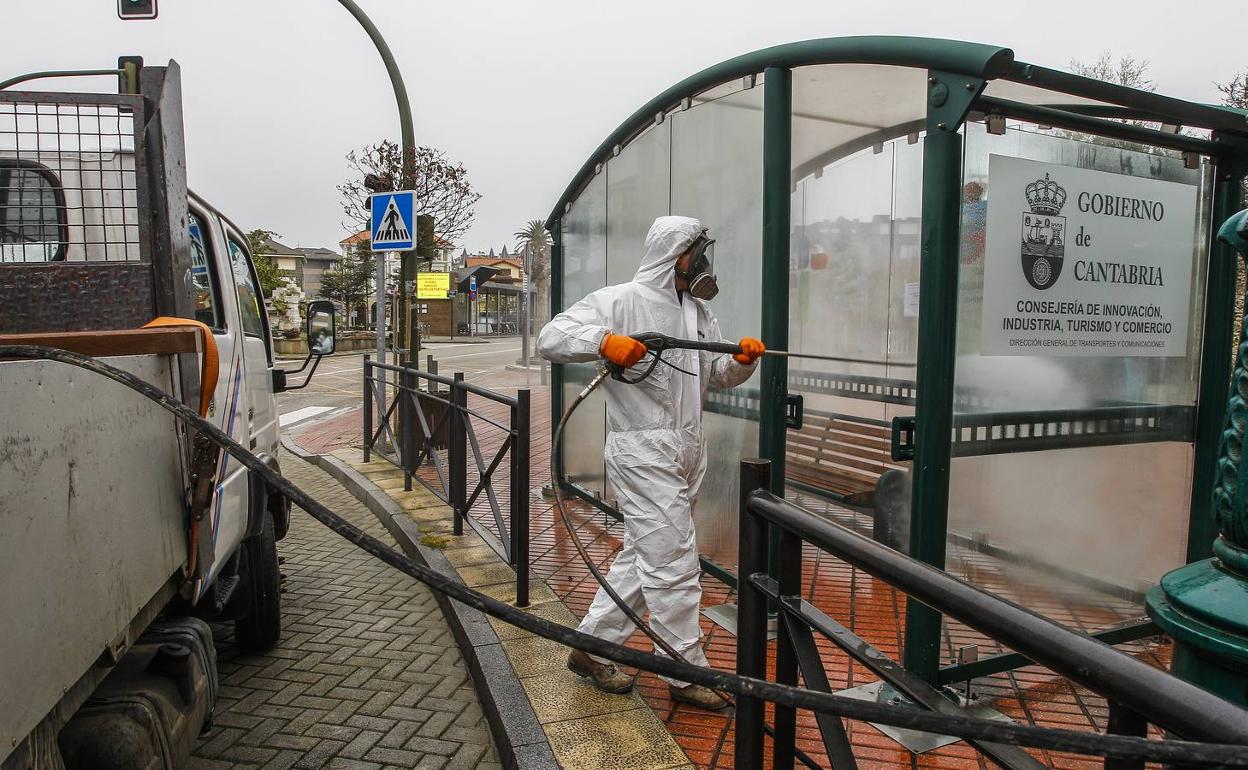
537, 215, 757, 684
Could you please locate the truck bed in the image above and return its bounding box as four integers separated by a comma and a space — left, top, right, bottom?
0, 328, 199, 752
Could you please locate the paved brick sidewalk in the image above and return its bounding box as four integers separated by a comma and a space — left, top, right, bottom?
191, 451, 500, 770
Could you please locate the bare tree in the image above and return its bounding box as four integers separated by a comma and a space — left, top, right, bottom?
320, 244, 378, 327
1216, 68, 1248, 340
337, 142, 481, 244
1217, 71, 1248, 111
1069, 53, 1154, 92
1066, 53, 1163, 146
1218, 69, 1248, 204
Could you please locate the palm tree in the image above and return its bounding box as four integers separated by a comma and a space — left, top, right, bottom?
514, 219, 553, 328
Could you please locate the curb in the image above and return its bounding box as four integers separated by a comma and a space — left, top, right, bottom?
280, 435, 560, 770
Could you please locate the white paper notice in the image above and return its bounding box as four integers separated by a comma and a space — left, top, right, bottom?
979, 155, 1197, 357
903, 282, 920, 318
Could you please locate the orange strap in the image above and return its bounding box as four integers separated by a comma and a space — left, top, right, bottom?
143, 317, 219, 417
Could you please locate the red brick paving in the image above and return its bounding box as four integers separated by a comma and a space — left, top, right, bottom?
292, 407, 362, 455
288, 387, 1173, 770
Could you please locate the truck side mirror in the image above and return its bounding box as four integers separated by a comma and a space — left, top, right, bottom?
306, 300, 336, 356
278, 300, 337, 392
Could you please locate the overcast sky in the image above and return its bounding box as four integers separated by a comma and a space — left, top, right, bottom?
8, 0, 1243, 254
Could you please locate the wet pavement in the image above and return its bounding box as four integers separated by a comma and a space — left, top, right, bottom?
190, 451, 500, 770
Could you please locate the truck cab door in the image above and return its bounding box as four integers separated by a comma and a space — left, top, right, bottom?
187, 207, 246, 588
223, 228, 278, 457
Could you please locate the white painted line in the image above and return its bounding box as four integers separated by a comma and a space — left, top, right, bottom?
436, 346, 522, 360
279, 405, 334, 426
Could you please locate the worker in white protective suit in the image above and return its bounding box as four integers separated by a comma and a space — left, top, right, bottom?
537, 215, 765, 711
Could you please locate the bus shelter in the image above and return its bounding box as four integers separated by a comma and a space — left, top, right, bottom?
544, 36, 1248, 685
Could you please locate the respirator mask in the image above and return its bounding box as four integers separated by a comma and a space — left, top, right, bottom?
674, 231, 719, 301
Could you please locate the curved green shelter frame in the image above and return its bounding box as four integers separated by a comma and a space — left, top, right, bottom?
543, 35, 1248, 685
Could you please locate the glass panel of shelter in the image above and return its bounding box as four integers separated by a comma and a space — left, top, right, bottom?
553, 82, 764, 567
785, 63, 929, 552
947, 120, 1213, 633
669, 83, 764, 570
560, 170, 608, 497
778, 60, 1217, 643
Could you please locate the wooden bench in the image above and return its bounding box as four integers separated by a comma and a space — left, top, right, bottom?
785, 410, 908, 506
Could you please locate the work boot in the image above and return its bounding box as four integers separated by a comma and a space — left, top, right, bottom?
669, 683, 729, 711
567, 650, 633, 694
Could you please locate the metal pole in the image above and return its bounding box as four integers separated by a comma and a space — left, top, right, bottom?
450, 372, 467, 536
335, 0, 417, 364
1186, 150, 1248, 562
521, 248, 531, 367
1105, 703, 1147, 770
760, 66, 793, 595
0, 68, 124, 91
363, 354, 373, 463
773, 526, 802, 770
903, 94, 966, 683
513, 390, 531, 607
735, 459, 772, 770
549, 223, 564, 447
401, 366, 415, 492
374, 251, 387, 363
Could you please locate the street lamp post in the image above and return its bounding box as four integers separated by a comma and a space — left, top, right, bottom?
335, 0, 416, 366
520, 246, 531, 370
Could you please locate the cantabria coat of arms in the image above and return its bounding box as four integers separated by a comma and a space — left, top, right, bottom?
1020, 173, 1067, 290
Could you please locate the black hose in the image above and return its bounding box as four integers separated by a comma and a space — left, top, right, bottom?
549, 367, 694, 667
551, 365, 823, 768
7, 344, 1248, 767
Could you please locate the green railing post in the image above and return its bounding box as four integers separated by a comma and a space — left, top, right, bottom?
760, 67, 792, 583
549, 222, 565, 463
1186, 147, 1248, 563
902, 71, 984, 682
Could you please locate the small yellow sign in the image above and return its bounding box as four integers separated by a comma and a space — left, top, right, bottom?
416, 272, 451, 299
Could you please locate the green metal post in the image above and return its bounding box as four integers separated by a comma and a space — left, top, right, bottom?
549, 222, 565, 450
336, 0, 417, 364
1148, 146, 1248, 703
1186, 149, 1248, 563
902, 71, 981, 682
760, 67, 792, 589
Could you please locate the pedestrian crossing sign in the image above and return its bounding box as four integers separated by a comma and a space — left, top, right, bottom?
370, 190, 416, 251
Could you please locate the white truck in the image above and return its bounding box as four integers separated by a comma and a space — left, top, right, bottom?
0, 60, 334, 769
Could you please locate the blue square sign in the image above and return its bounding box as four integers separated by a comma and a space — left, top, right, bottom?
370, 190, 416, 251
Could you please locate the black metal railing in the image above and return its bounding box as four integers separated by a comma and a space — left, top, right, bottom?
735, 458, 1248, 770
706, 387, 1195, 457
363, 356, 531, 606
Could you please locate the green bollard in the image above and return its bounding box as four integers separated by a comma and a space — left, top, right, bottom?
1148, 208, 1248, 704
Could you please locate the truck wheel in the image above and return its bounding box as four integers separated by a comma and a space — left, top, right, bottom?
235, 512, 281, 652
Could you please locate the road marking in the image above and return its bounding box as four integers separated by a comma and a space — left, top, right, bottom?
436, 346, 522, 360
279, 405, 334, 426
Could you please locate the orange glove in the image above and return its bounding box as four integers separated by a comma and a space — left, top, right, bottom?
735, 337, 765, 365
599, 333, 648, 368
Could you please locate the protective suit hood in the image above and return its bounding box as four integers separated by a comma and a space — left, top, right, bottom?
633, 216, 704, 290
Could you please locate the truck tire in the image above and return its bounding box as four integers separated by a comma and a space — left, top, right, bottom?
235, 512, 281, 652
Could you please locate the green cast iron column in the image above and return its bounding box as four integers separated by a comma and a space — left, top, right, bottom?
1186, 150, 1248, 563
759, 66, 792, 499
902, 74, 974, 682
1147, 146, 1248, 702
